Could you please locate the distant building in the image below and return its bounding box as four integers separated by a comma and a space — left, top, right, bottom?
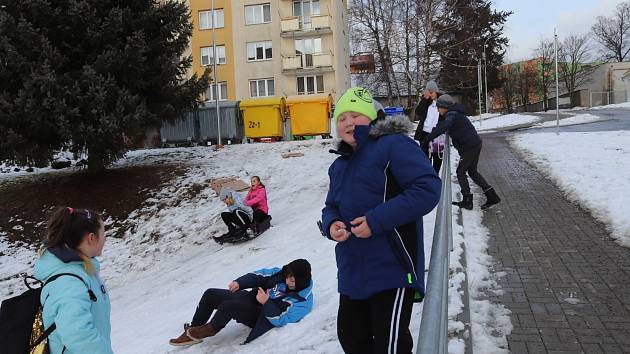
187, 0, 351, 101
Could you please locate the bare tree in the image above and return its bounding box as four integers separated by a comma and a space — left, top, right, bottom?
591, 1, 630, 62
417, 0, 446, 87
534, 38, 555, 110
350, 0, 447, 106
559, 34, 595, 107
349, 0, 398, 104
514, 61, 537, 111
495, 64, 518, 113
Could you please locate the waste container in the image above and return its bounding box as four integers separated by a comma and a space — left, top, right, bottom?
198, 101, 244, 144
240, 97, 286, 139
384, 107, 404, 117
286, 94, 332, 137
159, 113, 197, 146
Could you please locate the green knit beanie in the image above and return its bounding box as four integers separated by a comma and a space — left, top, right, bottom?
333, 87, 377, 122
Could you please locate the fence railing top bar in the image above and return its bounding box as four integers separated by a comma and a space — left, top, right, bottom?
417, 135, 452, 354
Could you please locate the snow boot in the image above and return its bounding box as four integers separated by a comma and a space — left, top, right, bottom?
213, 229, 240, 243
169, 324, 203, 347
481, 187, 501, 210
452, 194, 473, 210
187, 323, 217, 341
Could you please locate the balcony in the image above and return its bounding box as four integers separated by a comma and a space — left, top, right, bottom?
280, 14, 333, 37
282, 52, 334, 74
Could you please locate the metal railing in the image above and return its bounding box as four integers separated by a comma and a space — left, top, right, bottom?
417, 134, 453, 354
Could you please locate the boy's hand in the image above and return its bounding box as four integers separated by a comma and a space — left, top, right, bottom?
228, 281, 240, 293
329, 221, 351, 242
351, 216, 372, 238
256, 287, 270, 304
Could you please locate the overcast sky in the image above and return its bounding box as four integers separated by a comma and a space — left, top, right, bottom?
493, 0, 627, 62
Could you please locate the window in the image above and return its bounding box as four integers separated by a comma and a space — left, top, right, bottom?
245, 3, 271, 25
249, 78, 275, 97
293, 0, 320, 29
205, 82, 228, 101
199, 9, 224, 30
247, 41, 273, 61
201, 46, 226, 66
297, 75, 324, 95
295, 38, 322, 68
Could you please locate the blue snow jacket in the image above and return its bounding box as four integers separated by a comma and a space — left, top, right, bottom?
234, 267, 313, 343
425, 103, 481, 152
34, 247, 112, 354
322, 116, 442, 300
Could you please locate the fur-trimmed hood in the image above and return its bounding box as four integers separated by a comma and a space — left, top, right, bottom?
331, 115, 413, 155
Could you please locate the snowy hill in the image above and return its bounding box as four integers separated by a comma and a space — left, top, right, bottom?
0, 138, 512, 353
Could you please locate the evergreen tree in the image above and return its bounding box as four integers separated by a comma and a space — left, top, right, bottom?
431, 0, 511, 113
0, 0, 210, 170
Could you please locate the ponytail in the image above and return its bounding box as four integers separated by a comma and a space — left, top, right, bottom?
45, 207, 102, 274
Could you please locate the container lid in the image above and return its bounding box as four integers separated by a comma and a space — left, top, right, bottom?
285, 93, 333, 106
239, 97, 286, 108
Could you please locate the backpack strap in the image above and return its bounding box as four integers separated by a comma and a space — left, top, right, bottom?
29, 273, 98, 351
29, 322, 57, 348
44, 273, 97, 302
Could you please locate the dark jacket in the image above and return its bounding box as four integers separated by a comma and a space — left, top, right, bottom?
425, 103, 482, 152
413, 94, 441, 141
322, 116, 441, 300
234, 267, 313, 343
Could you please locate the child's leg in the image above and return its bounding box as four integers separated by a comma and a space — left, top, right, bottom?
209, 295, 261, 330
337, 294, 373, 354
253, 209, 268, 223
369, 287, 415, 354
190, 289, 244, 326
233, 210, 251, 228
221, 212, 239, 232
431, 152, 442, 174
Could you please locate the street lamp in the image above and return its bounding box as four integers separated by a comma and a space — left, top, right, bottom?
477, 59, 483, 119
554, 28, 559, 133
211, 0, 222, 147
483, 38, 490, 115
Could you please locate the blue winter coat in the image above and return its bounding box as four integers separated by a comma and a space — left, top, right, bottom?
425, 103, 482, 152
235, 267, 313, 343
322, 116, 442, 300
34, 247, 112, 354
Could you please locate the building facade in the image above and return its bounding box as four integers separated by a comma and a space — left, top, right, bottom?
188, 0, 351, 102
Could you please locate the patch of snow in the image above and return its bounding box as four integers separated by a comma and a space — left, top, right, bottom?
589, 101, 630, 110
473, 114, 540, 131
511, 131, 630, 246
532, 113, 603, 128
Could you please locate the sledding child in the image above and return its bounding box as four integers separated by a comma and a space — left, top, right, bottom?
216, 187, 253, 240
322, 87, 441, 353
243, 176, 270, 223
169, 259, 313, 346
34, 207, 113, 354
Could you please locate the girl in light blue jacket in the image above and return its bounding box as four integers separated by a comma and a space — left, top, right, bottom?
34, 207, 113, 354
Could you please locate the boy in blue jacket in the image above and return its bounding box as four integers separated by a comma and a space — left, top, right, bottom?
169, 259, 313, 346
422, 94, 501, 210
322, 87, 441, 353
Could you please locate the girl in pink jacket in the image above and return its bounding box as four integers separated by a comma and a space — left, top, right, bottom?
244, 176, 269, 223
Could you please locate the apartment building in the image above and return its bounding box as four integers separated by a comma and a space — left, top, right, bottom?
188, 0, 350, 101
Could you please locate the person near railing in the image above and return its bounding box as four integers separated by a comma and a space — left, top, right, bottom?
322, 87, 441, 354
422, 94, 501, 210
414, 81, 445, 174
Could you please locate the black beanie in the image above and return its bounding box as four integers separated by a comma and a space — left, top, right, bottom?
283, 259, 312, 292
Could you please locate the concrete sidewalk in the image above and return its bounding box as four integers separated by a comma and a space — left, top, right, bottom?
474, 133, 630, 354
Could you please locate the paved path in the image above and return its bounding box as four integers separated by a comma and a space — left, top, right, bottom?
475, 133, 630, 354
